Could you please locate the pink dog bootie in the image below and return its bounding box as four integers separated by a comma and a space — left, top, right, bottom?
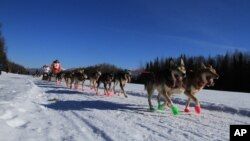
195, 105, 201, 114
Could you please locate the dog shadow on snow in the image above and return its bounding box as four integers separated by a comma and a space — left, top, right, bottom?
45, 89, 85, 95
43, 100, 146, 112
34, 81, 66, 89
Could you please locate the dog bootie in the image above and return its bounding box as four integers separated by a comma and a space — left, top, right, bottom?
195, 105, 201, 114
107, 93, 112, 97
157, 104, 166, 111
109, 91, 113, 96
149, 106, 155, 112
171, 106, 179, 116
184, 108, 190, 113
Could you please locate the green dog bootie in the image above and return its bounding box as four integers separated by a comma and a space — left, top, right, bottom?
157, 103, 166, 111
171, 106, 180, 116
149, 106, 155, 112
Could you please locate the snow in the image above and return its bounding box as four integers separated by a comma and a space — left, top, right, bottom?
0, 72, 250, 141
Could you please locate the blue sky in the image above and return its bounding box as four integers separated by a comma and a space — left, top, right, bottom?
0, 0, 250, 69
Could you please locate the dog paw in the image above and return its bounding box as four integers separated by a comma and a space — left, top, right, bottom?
109, 92, 113, 96
171, 106, 179, 116
195, 105, 201, 114
184, 108, 190, 113
149, 107, 155, 112
157, 104, 166, 111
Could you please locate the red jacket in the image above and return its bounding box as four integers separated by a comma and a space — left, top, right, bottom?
50, 62, 62, 74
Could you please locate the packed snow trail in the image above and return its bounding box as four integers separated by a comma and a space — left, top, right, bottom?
0, 72, 250, 141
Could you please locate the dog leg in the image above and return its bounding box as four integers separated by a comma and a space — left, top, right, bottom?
109, 90, 113, 96
104, 83, 110, 96
104, 89, 111, 96
184, 98, 191, 112
94, 87, 98, 95
190, 94, 201, 113
157, 92, 165, 111
146, 86, 155, 112
162, 92, 179, 115
91, 81, 95, 90
96, 82, 100, 95
91, 81, 96, 90
66, 81, 69, 88
185, 91, 201, 113
94, 85, 99, 95
104, 84, 107, 96
74, 82, 78, 89
65, 79, 68, 88
108, 83, 113, 96
70, 81, 73, 89
113, 81, 117, 95
120, 83, 127, 98
75, 80, 81, 90
106, 90, 111, 96
67, 79, 71, 88
81, 81, 85, 91
70, 78, 74, 89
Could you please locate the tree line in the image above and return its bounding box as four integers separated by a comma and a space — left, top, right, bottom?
0, 24, 28, 74
133, 51, 250, 93
83, 63, 122, 75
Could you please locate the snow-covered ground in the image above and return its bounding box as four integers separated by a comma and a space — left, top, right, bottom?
0, 72, 249, 141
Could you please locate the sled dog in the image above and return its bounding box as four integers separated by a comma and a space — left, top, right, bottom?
96, 73, 114, 96
113, 70, 131, 98
182, 63, 219, 113
71, 69, 88, 90
143, 59, 186, 114
88, 70, 102, 93
63, 69, 87, 90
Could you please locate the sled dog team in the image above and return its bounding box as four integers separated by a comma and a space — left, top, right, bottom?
45, 59, 219, 115
62, 69, 131, 98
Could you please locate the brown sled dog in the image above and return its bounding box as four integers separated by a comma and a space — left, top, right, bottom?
63, 70, 74, 88
63, 69, 87, 90
113, 70, 131, 98
96, 73, 114, 96
182, 63, 219, 113
143, 59, 186, 114
72, 69, 88, 90
88, 70, 102, 94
